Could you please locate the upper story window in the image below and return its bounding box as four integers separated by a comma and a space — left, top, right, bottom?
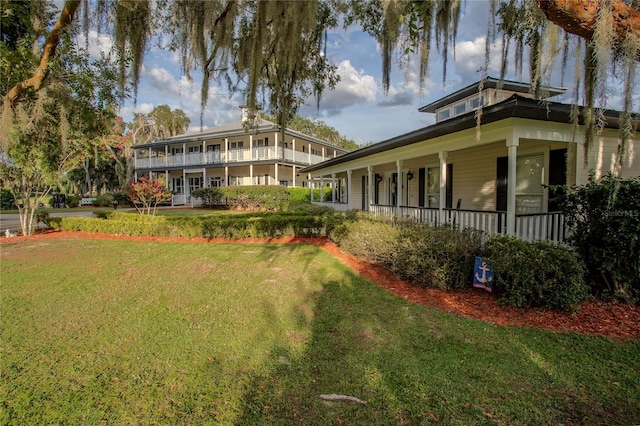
469, 95, 485, 109
453, 102, 466, 116
438, 109, 451, 121
229, 141, 243, 149
254, 138, 268, 147
188, 145, 201, 153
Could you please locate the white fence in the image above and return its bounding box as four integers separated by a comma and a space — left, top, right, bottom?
369, 204, 566, 243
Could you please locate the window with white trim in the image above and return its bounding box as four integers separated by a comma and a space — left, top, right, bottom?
172, 177, 184, 193
208, 177, 223, 187
188, 145, 201, 153
438, 108, 451, 121
469, 95, 485, 109
229, 141, 243, 149
453, 102, 466, 116
254, 138, 268, 147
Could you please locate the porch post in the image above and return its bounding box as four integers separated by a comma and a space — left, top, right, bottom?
320, 177, 324, 201
346, 170, 352, 207
310, 175, 314, 202
292, 165, 296, 187
182, 143, 186, 165
506, 137, 519, 235
308, 143, 312, 164
225, 165, 229, 186
165, 170, 169, 188
439, 151, 448, 224
134, 149, 138, 169
322, 147, 326, 161
275, 163, 279, 184
249, 135, 253, 159
202, 141, 206, 163
165, 145, 168, 166
250, 164, 254, 185
331, 173, 336, 203
367, 166, 373, 211
396, 160, 403, 209
148, 147, 152, 165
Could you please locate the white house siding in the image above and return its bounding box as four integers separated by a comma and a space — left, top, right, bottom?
576, 134, 640, 183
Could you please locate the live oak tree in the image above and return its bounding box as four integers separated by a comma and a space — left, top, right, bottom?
3, 0, 639, 172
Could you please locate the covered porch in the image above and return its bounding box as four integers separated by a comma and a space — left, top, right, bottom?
306, 118, 579, 244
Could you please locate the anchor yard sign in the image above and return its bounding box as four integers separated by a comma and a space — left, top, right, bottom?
473, 257, 494, 292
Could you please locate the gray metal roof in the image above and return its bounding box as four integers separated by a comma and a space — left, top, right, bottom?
301, 94, 630, 173
418, 76, 566, 113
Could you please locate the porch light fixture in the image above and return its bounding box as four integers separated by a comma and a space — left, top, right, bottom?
406, 171, 414, 180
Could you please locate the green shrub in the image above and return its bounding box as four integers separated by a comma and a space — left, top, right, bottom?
330, 219, 484, 290
560, 173, 640, 302
279, 200, 333, 214
221, 186, 289, 211
192, 188, 224, 207
49, 210, 345, 239
0, 189, 15, 209
287, 187, 311, 202
65, 194, 80, 208
484, 236, 588, 311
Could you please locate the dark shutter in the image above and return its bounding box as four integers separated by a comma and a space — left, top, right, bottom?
496, 156, 508, 211
548, 148, 567, 211
446, 163, 453, 209
418, 168, 426, 207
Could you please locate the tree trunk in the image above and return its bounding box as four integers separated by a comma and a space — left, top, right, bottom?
6, 0, 82, 106
537, 0, 640, 60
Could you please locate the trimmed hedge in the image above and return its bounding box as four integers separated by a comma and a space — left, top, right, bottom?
49, 210, 345, 239
484, 236, 588, 311
330, 218, 484, 290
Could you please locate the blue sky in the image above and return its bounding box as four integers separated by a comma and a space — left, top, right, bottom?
77, 1, 638, 146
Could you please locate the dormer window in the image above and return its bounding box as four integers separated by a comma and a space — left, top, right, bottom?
469, 95, 485, 109
438, 109, 451, 121
453, 102, 466, 115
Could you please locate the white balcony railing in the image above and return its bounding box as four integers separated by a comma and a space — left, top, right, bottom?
135, 146, 328, 169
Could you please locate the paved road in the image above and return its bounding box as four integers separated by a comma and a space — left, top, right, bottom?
0, 211, 96, 234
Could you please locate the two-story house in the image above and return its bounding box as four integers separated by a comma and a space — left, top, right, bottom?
134, 107, 350, 205
302, 77, 639, 243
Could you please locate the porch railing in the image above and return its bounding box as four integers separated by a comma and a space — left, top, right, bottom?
369, 204, 567, 243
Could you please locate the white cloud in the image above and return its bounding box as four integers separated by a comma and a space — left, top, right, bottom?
75, 30, 114, 61
314, 60, 378, 116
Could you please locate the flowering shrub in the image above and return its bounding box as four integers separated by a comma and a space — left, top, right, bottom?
127, 177, 172, 215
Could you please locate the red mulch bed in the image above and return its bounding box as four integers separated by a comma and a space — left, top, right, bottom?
4, 230, 639, 340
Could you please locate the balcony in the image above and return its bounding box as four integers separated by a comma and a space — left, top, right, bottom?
135, 146, 327, 169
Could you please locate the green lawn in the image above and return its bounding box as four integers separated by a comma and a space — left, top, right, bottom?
1, 238, 639, 425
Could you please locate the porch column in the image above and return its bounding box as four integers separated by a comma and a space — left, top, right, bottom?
308, 143, 312, 164
310, 175, 314, 202
225, 165, 229, 186
165, 170, 169, 188
292, 139, 296, 163
346, 170, 352, 207
149, 170, 152, 179
250, 164, 254, 185
439, 151, 448, 224
367, 166, 373, 211
249, 135, 253, 158
148, 147, 152, 165
322, 147, 326, 161
202, 141, 206, 163
506, 137, 519, 235
202, 168, 206, 188
165, 145, 168, 166
182, 143, 186, 165
320, 177, 325, 201
274, 132, 279, 160
182, 169, 187, 195
396, 160, 403, 208
275, 163, 279, 184
331, 173, 336, 203
292, 166, 296, 187
134, 149, 138, 169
